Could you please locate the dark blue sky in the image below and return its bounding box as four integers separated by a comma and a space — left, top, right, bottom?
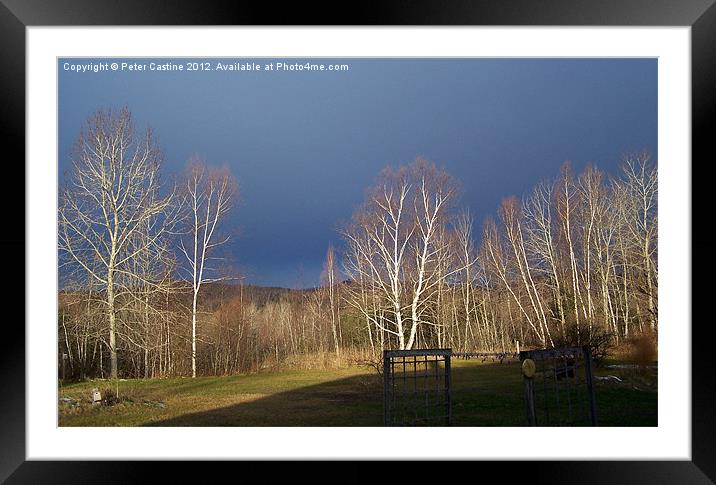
58, 58, 657, 288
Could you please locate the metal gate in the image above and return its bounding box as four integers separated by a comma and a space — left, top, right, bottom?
519, 345, 598, 426
383, 349, 452, 426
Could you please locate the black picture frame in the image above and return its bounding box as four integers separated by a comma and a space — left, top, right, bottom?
2, 0, 710, 482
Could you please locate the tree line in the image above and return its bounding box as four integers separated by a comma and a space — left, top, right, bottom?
342, 155, 657, 353
59, 107, 236, 379
58, 107, 657, 379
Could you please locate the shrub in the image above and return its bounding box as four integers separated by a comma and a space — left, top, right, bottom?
628, 330, 658, 368
101, 387, 119, 405
551, 325, 615, 366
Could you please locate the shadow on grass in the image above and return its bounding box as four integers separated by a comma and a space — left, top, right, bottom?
146, 371, 385, 427
138, 361, 655, 427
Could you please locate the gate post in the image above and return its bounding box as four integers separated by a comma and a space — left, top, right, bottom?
582, 345, 598, 426
383, 350, 390, 426
525, 378, 537, 426
445, 352, 452, 426
521, 355, 537, 426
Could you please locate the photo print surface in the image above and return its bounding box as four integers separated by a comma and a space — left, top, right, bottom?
57, 58, 658, 427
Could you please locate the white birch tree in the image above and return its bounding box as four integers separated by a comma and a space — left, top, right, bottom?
58, 107, 176, 379
321, 244, 341, 356
342, 159, 463, 350
179, 159, 236, 378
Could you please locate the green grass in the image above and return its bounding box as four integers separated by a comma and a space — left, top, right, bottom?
58, 360, 657, 427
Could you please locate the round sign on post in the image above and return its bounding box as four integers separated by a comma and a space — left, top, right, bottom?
522, 358, 536, 378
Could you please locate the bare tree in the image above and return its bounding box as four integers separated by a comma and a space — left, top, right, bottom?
499, 197, 553, 347
617, 152, 658, 332
342, 225, 382, 354
405, 163, 460, 349
454, 211, 477, 351
523, 181, 567, 338
342, 159, 464, 350
119, 222, 178, 379
342, 169, 412, 349
555, 162, 585, 341
58, 107, 176, 379
482, 215, 550, 347
179, 159, 236, 378
321, 244, 341, 356
590, 171, 620, 339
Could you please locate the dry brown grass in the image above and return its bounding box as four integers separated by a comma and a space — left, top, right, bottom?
629, 331, 658, 367
611, 330, 658, 366
263, 348, 380, 372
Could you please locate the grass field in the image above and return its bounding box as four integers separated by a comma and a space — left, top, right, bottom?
58, 359, 657, 427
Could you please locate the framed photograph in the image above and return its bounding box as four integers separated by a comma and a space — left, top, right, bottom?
4, 0, 711, 481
